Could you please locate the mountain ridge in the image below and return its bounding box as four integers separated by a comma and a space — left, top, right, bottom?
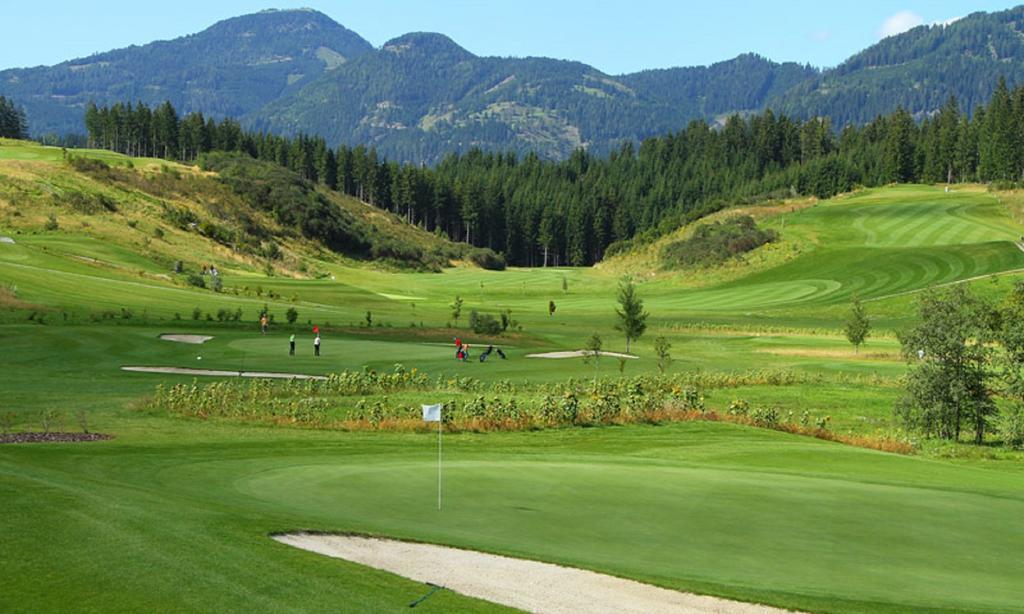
5, 6, 1024, 162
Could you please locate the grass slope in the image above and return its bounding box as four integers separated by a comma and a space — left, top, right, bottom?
5, 143, 1024, 612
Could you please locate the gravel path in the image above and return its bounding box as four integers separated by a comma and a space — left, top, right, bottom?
121, 366, 327, 380
159, 334, 213, 344
527, 350, 638, 359
274, 533, 791, 614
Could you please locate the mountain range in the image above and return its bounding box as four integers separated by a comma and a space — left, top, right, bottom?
3, 6, 1024, 163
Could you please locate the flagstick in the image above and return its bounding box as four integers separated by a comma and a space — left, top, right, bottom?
437, 417, 442, 511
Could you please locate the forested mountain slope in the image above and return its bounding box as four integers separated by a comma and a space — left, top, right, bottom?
771, 6, 1024, 123
0, 9, 373, 136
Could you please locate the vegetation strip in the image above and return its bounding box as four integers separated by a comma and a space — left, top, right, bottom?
273, 533, 791, 614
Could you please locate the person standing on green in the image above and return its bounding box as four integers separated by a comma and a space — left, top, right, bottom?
289, 334, 295, 356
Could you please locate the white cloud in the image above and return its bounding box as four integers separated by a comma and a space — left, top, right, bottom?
811, 30, 832, 43
878, 10, 925, 39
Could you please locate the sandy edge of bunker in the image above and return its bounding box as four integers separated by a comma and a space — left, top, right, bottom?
121, 366, 326, 380
159, 334, 214, 344
273, 533, 793, 614
527, 350, 638, 359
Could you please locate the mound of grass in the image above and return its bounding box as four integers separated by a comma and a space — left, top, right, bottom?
661, 215, 777, 268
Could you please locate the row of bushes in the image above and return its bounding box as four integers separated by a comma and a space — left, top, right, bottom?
145, 367, 913, 453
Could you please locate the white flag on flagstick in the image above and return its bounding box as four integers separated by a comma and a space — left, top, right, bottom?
422, 403, 442, 422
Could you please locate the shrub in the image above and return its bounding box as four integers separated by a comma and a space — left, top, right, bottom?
473, 313, 502, 335
191, 307, 202, 320
67, 156, 111, 174
40, 410, 61, 434
467, 247, 506, 271
998, 405, 1024, 449
286, 307, 298, 324
186, 273, 206, 289
44, 214, 59, 231
0, 411, 15, 434
76, 410, 89, 434
751, 406, 781, 427
661, 215, 776, 268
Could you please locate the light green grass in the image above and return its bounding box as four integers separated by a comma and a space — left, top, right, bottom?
5, 147, 1024, 613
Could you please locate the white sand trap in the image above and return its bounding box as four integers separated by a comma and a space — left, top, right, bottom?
159, 334, 213, 344
121, 366, 326, 380
527, 350, 638, 359
274, 534, 789, 614
0, 236, 15, 244
375, 291, 425, 301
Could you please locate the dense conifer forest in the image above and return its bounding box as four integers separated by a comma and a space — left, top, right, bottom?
82, 78, 1024, 267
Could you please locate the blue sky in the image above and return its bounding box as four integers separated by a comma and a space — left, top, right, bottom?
1, 1, 1015, 73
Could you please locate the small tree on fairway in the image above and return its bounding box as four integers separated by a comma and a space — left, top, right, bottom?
451, 295, 463, 327
562, 276, 568, 293
653, 336, 672, 374
845, 295, 871, 353
285, 307, 298, 324
614, 278, 648, 353
548, 300, 556, 317
584, 332, 603, 380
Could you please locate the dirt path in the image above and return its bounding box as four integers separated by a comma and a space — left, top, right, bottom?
527, 350, 638, 359
121, 366, 326, 380
274, 533, 791, 614
159, 334, 213, 344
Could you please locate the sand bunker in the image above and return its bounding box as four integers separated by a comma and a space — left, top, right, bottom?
527, 350, 638, 359
121, 366, 326, 380
159, 334, 213, 344
0, 236, 15, 244
274, 534, 788, 614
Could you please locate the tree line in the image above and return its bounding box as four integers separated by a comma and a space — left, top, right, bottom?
0, 96, 28, 139
83, 78, 1024, 267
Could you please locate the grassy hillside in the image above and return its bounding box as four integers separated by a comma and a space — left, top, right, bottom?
0, 140, 479, 300
4, 148, 1024, 613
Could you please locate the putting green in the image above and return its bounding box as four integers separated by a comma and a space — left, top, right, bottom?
140, 423, 1024, 612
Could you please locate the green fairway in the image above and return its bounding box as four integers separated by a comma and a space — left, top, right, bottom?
5, 145, 1024, 613
3, 422, 1024, 613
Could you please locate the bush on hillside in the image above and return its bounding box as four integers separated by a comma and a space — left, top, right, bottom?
199, 152, 371, 257
66, 156, 111, 175
467, 247, 506, 271
661, 215, 777, 268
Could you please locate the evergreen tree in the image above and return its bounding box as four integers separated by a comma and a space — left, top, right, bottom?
614, 278, 648, 353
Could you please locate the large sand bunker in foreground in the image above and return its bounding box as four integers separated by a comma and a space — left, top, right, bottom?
273, 533, 790, 614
